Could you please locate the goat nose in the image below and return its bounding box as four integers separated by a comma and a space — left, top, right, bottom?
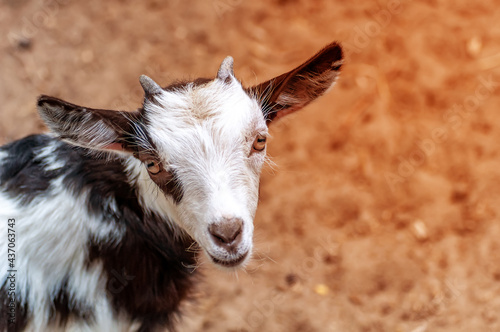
209, 218, 243, 250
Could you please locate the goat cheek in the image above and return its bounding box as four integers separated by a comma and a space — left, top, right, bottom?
153, 171, 184, 204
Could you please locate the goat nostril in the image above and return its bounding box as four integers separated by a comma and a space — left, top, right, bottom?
208, 218, 243, 246
213, 234, 226, 244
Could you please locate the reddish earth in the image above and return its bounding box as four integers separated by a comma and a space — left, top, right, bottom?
1, 0, 500, 331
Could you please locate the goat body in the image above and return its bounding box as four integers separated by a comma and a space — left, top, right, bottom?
0, 43, 343, 331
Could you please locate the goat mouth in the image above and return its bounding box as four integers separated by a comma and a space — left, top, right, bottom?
209, 251, 249, 268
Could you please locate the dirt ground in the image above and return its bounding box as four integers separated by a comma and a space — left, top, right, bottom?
1, 0, 500, 331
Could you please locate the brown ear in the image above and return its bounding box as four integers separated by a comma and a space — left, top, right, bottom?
37, 95, 140, 153
249, 42, 343, 124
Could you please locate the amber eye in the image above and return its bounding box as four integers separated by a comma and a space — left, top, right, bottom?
252, 134, 267, 152
145, 160, 161, 174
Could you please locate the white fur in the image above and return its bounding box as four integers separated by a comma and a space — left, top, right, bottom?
143, 77, 267, 265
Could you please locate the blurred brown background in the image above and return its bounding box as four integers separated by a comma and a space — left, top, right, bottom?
1, 0, 500, 331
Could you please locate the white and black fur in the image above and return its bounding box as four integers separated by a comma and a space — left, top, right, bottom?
0, 43, 343, 332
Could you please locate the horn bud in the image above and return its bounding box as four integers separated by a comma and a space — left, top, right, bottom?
139, 75, 163, 95
217, 56, 234, 83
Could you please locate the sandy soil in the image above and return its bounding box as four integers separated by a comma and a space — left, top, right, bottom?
1, 0, 500, 331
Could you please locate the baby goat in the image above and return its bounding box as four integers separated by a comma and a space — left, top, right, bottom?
0, 42, 343, 331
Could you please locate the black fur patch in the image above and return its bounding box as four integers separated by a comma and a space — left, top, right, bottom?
88, 218, 198, 331
57, 143, 136, 219
0, 135, 66, 205
130, 131, 185, 205
157, 170, 184, 204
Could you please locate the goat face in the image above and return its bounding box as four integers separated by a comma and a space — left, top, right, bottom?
137, 69, 267, 268
37, 42, 343, 269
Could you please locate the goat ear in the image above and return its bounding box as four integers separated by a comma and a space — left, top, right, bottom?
249, 42, 343, 124
37, 95, 138, 153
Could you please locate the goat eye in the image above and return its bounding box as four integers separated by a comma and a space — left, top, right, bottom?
252, 134, 267, 152
145, 160, 161, 174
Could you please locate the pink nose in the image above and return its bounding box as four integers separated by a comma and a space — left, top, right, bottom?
208, 218, 243, 252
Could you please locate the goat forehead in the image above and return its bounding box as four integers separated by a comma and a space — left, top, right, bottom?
145, 79, 264, 157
